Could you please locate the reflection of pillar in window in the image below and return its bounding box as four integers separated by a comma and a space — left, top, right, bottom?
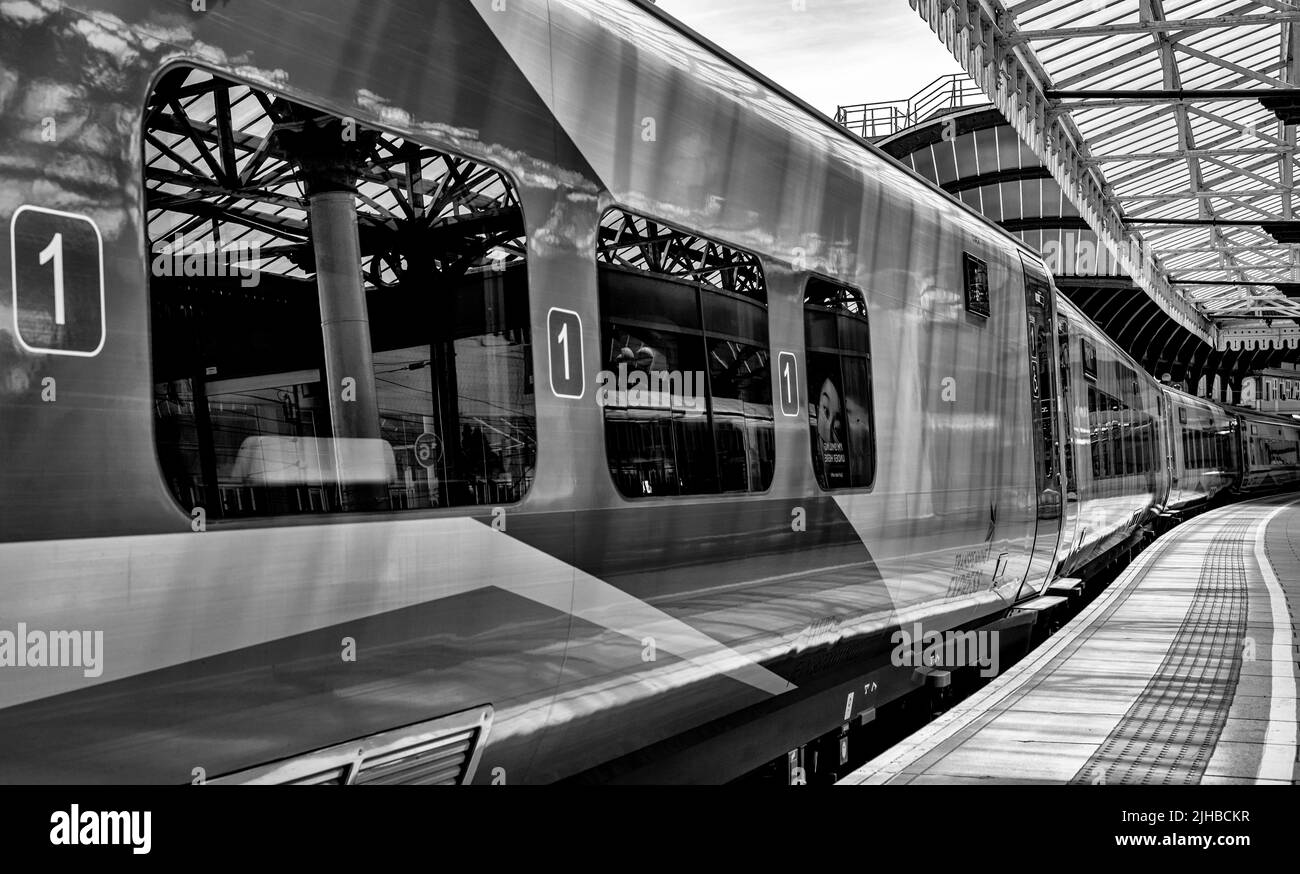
272, 113, 388, 509
308, 189, 384, 508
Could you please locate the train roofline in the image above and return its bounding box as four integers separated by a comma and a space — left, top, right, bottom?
1223, 404, 1300, 425
1162, 382, 1228, 406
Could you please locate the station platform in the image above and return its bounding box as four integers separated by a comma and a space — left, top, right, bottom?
839, 495, 1300, 785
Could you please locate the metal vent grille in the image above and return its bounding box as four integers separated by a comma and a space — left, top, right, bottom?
352, 728, 478, 786
284, 765, 351, 786
208, 705, 492, 786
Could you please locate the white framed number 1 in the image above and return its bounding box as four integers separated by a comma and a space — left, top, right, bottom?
547, 307, 584, 399
10, 204, 105, 357
777, 351, 799, 417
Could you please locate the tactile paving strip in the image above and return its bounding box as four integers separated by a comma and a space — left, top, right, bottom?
1070, 519, 1252, 785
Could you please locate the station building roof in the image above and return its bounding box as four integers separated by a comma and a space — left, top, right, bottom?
892, 0, 1300, 354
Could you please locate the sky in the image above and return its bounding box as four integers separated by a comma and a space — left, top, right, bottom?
654, 0, 965, 118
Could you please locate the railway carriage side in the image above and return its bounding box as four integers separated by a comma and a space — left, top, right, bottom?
1163, 387, 1237, 513
0, 0, 633, 785
0, 0, 1071, 784
1235, 408, 1300, 493
526, 0, 1064, 780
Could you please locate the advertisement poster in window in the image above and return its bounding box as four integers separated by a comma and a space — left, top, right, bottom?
808, 353, 848, 488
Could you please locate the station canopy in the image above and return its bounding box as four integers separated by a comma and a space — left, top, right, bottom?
903, 0, 1300, 351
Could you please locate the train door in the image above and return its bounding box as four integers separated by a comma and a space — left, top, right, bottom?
1054, 313, 1081, 570
1167, 398, 1183, 502
1016, 255, 1064, 598
1153, 390, 1172, 509
1223, 418, 1240, 491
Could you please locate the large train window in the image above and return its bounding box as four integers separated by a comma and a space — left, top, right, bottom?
146, 68, 535, 519
1087, 384, 1152, 479
1081, 337, 1098, 381
596, 208, 774, 497
1183, 423, 1207, 470
804, 277, 876, 490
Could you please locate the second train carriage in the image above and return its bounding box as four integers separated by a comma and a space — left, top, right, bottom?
1234, 407, 1300, 493
1054, 295, 1164, 580
1162, 386, 1238, 515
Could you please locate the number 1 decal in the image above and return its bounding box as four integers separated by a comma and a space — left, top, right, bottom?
557, 320, 571, 381
10, 204, 105, 357
777, 351, 799, 417
547, 307, 584, 399
38, 232, 65, 325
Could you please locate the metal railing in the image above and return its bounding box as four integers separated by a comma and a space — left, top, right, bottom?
835, 73, 989, 139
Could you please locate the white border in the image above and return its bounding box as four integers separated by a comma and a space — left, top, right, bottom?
9, 204, 106, 358
1253, 498, 1299, 783
776, 350, 799, 417
546, 306, 584, 400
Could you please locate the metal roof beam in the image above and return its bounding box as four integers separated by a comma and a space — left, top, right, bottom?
1163, 245, 1297, 252
1014, 13, 1300, 42
1172, 253, 1294, 269
1119, 189, 1283, 201
1124, 217, 1296, 226
1184, 103, 1288, 144
1171, 278, 1300, 285
1048, 88, 1300, 103
1171, 42, 1289, 88
1201, 155, 1285, 188
1091, 146, 1289, 160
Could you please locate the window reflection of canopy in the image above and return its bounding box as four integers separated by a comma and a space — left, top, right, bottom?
143, 68, 527, 294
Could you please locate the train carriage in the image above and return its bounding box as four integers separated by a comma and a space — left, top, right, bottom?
0, 0, 1291, 785
1234, 407, 1300, 493
1162, 386, 1237, 514
0, 0, 1069, 785
1053, 295, 1164, 579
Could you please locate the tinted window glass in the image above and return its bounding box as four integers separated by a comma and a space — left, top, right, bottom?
596, 210, 773, 497
805, 277, 875, 490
